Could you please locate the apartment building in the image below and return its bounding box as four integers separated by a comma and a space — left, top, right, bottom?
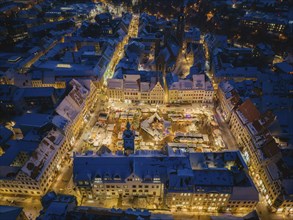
107, 74, 164, 104
220, 95, 293, 214
218, 81, 241, 122
168, 74, 214, 103
73, 149, 258, 214
0, 130, 69, 196
56, 79, 99, 145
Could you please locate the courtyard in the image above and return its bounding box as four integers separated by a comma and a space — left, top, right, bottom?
81, 101, 230, 154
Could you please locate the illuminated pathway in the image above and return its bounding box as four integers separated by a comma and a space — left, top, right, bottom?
103, 14, 139, 83
174, 42, 194, 78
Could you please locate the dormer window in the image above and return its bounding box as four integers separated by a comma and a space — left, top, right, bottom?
153, 177, 160, 183
114, 174, 121, 181
104, 173, 111, 181
144, 175, 152, 182
95, 174, 102, 183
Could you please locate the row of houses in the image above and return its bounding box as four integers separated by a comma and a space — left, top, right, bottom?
218, 81, 293, 214
73, 149, 259, 214
107, 73, 214, 104
0, 78, 100, 197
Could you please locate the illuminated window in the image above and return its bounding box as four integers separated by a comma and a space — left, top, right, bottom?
57, 64, 72, 68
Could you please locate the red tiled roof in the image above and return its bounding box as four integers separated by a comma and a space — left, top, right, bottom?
238, 99, 261, 123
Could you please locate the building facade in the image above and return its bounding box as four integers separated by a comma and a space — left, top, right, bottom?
217, 81, 241, 122
219, 93, 293, 214
56, 79, 99, 145
73, 150, 258, 214
168, 74, 214, 103
0, 130, 69, 196
107, 74, 165, 104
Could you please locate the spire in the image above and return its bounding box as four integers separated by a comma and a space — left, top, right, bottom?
177, 7, 185, 48
126, 121, 131, 130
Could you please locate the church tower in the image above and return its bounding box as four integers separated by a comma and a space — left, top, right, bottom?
164, 22, 172, 46
123, 122, 135, 155
176, 6, 185, 48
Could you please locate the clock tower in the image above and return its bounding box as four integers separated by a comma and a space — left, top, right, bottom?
123, 122, 135, 155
